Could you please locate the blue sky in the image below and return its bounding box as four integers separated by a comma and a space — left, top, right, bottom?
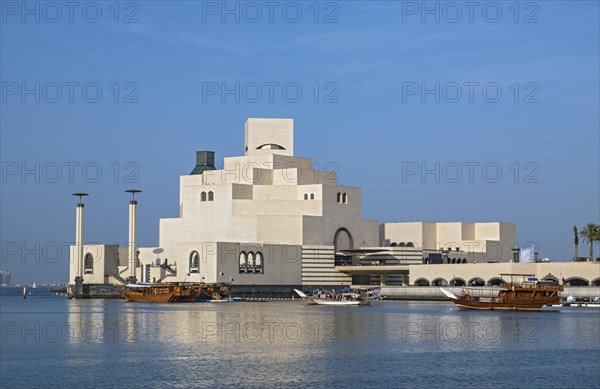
1, 1, 599, 283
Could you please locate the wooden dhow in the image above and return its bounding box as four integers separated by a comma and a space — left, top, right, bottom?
440, 273, 563, 311
117, 282, 205, 303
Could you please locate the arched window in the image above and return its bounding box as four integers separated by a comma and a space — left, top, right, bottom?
462, 258, 467, 263
451, 258, 456, 264
431, 278, 448, 286
391, 242, 398, 247
248, 252, 255, 271
337, 192, 341, 203
566, 278, 589, 286
406, 242, 414, 247
208, 191, 214, 201
201, 191, 207, 201
469, 278, 486, 286
304, 194, 308, 200
342, 193, 348, 203
399, 242, 406, 247
310, 193, 314, 200
257, 144, 286, 150
84, 253, 93, 274
333, 228, 354, 252
189, 251, 200, 273
255, 251, 263, 273
239, 252, 247, 273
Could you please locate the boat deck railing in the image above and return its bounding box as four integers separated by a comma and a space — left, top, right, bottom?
500, 282, 563, 291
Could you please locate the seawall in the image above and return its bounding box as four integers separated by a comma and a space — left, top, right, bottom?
376, 286, 600, 300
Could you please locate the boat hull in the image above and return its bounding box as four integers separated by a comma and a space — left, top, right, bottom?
120, 289, 178, 303
309, 298, 370, 306
295, 288, 374, 306
449, 299, 546, 311
117, 284, 204, 303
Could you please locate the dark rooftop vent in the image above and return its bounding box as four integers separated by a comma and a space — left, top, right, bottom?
190, 151, 216, 175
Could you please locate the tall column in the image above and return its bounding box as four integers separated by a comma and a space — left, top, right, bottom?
72, 193, 88, 297
126, 190, 141, 284
76, 202, 84, 278
128, 200, 137, 277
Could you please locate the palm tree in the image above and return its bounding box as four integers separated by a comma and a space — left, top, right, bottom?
579, 223, 600, 262
573, 225, 579, 261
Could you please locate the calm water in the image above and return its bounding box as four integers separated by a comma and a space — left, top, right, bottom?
1, 291, 599, 388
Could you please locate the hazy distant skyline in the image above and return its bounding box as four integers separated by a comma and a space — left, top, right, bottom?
1, 1, 599, 283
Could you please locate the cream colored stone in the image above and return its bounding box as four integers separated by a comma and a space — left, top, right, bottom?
409, 262, 600, 286
70, 119, 555, 289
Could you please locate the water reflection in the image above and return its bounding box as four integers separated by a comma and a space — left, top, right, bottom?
1, 297, 599, 388
65, 299, 136, 344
